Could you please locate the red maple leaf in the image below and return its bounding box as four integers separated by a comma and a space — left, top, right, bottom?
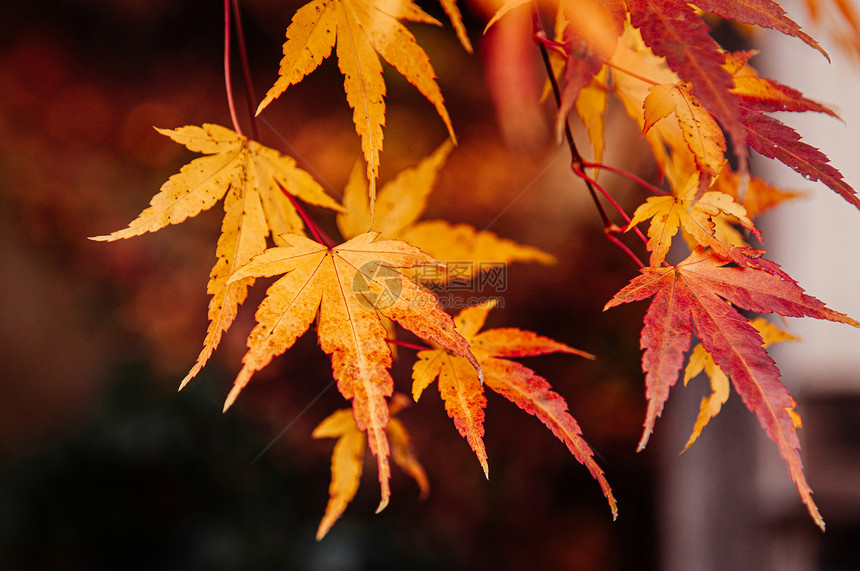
741, 110, 860, 210
605, 247, 860, 529
693, 0, 828, 58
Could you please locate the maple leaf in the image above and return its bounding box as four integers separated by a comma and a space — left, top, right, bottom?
692, 0, 828, 59
605, 247, 860, 529
643, 161, 793, 252
312, 408, 365, 540
336, 141, 556, 281
643, 82, 727, 184
626, 0, 748, 172
681, 317, 800, 451
626, 173, 758, 266
438, 0, 474, 53
725, 51, 839, 117
90, 124, 344, 388
313, 393, 428, 540
226, 231, 479, 512
741, 110, 860, 210
256, 0, 456, 203
718, 51, 858, 209
703, 167, 805, 249
411, 301, 618, 518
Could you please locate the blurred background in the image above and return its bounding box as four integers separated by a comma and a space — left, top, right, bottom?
0, 1, 858, 569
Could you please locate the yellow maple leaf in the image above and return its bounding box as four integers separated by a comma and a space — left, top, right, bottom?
90, 123, 344, 388
626, 170, 758, 266
312, 408, 365, 540
256, 0, 456, 204
682, 318, 801, 451
337, 141, 556, 282
643, 82, 727, 184
227, 231, 479, 513
312, 393, 428, 540
386, 394, 430, 499
438, 0, 473, 53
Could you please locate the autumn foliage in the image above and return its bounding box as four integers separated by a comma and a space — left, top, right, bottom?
92, 0, 860, 537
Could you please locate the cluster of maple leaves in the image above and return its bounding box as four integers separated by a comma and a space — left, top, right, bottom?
93, 0, 860, 537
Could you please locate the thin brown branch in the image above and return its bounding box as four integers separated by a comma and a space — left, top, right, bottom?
532, 9, 610, 228
532, 7, 646, 267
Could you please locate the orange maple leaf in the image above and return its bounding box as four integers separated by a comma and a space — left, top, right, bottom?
90, 124, 344, 388
574, 67, 610, 172
226, 231, 478, 512
706, 167, 806, 249
313, 393, 428, 540
411, 300, 618, 518
605, 247, 860, 529
724, 51, 838, 117
256, 0, 456, 203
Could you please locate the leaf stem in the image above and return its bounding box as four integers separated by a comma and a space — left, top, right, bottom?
224, 0, 243, 136
582, 161, 668, 196
572, 166, 647, 268
602, 60, 660, 87
386, 339, 433, 352
279, 182, 338, 248
534, 33, 567, 58
231, 0, 259, 140
571, 166, 644, 241
605, 230, 646, 269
